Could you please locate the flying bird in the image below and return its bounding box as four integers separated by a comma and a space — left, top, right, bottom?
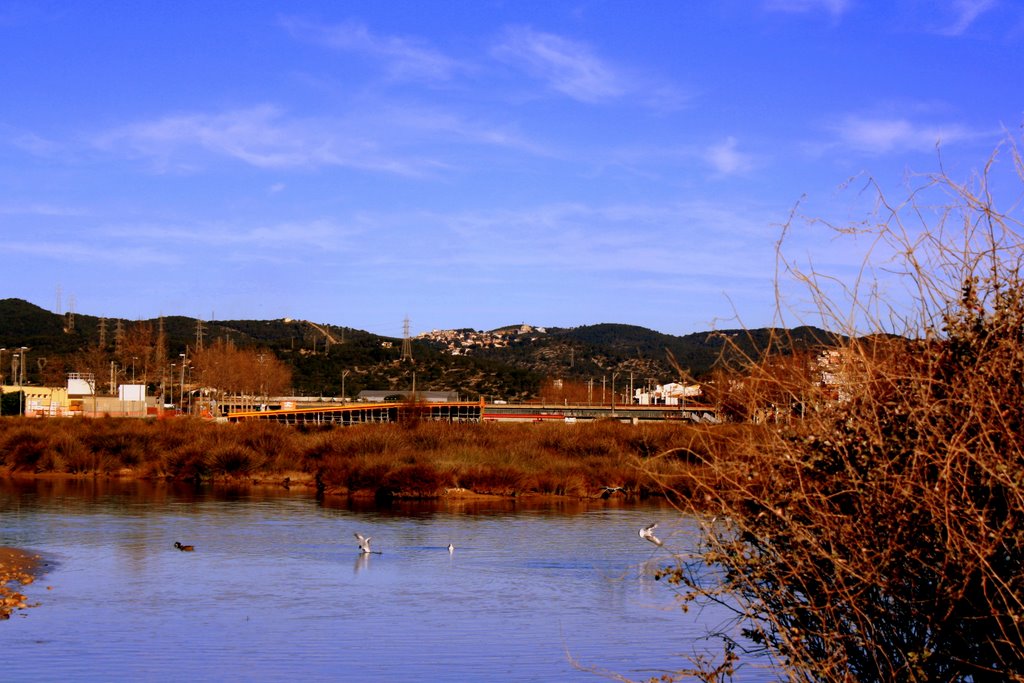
174, 542, 195, 552
639, 522, 663, 547
601, 486, 626, 499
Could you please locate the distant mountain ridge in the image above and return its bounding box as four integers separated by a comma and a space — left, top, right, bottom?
0, 298, 835, 400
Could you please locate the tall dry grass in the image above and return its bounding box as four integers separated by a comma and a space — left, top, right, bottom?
656, 142, 1024, 681
0, 416, 713, 499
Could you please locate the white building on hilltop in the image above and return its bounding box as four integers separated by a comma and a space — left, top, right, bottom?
634, 382, 701, 406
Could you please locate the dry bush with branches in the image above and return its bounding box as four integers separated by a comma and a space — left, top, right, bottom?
658, 141, 1024, 682
191, 339, 292, 406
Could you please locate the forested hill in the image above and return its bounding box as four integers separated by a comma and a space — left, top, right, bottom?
0, 298, 836, 401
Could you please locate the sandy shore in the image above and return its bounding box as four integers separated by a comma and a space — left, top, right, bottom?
0, 547, 40, 619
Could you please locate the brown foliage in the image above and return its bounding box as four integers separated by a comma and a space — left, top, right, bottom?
191, 339, 292, 403
0, 415, 711, 498
660, 142, 1024, 681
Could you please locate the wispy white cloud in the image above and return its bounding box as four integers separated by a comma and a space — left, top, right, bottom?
0, 123, 64, 158
280, 16, 465, 83
932, 0, 997, 36
93, 102, 552, 174
0, 202, 88, 216
379, 105, 553, 157
342, 200, 777, 281
763, 0, 852, 17
103, 218, 355, 254
827, 114, 977, 154
491, 26, 629, 104
705, 137, 755, 176
3, 240, 178, 265
94, 105, 446, 176
10, 131, 63, 157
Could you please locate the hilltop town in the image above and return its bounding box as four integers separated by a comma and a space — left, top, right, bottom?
416, 324, 546, 355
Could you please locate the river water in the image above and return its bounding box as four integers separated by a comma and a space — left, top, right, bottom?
0, 478, 774, 682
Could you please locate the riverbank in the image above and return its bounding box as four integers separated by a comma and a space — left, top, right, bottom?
0, 417, 745, 503
0, 547, 40, 619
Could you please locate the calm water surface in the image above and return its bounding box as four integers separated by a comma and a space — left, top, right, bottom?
1, 479, 774, 682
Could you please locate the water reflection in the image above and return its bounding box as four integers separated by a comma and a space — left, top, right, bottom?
0, 478, 774, 682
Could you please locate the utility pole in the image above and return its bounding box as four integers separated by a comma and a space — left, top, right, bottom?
16, 347, 28, 415
179, 353, 186, 414
611, 372, 619, 415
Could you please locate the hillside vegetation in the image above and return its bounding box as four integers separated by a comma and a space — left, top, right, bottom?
0, 299, 831, 401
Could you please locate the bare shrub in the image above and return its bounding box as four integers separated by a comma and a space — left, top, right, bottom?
382, 462, 452, 496
660, 142, 1024, 681
456, 464, 528, 495
344, 459, 392, 493
80, 418, 151, 468
209, 444, 265, 477
54, 431, 93, 473
165, 445, 210, 482
0, 423, 49, 471
235, 421, 301, 472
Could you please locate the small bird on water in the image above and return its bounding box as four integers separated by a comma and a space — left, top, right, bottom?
354, 532, 381, 554
639, 522, 663, 547
447, 543, 454, 553
174, 542, 195, 552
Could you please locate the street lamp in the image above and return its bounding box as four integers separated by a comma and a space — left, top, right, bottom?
13, 347, 28, 415
611, 371, 619, 415
257, 353, 265, 407
179, 353, 186, 414
341, 370, 350, 403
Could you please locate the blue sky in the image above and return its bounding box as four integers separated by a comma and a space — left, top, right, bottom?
2, 1, 1021, 338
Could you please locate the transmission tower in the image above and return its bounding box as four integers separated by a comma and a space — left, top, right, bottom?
114, 319, 124, 356
156, 317, 167, 369
401, 316, 413, 362
195, 319, 205, 351
64, 294, 76, 333
98, 317, 107, 349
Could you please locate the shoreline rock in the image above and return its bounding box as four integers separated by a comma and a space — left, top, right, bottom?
0, 547, 40, 620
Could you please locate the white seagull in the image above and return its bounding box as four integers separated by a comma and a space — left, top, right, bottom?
639, 522, 663, 547
354, 532, 374, 554
447, 543, 454, 553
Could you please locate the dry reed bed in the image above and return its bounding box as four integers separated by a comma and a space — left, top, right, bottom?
0, 417, 728, 500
